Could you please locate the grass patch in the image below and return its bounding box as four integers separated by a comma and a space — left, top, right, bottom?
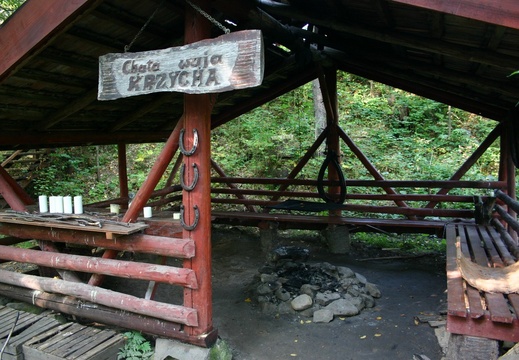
352, 232, 446, 254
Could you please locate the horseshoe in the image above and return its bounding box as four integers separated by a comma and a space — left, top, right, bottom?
180, 204, 199, 231
180, 163, 199, 192
179, 128, 199, 156
317, 150, 347, 204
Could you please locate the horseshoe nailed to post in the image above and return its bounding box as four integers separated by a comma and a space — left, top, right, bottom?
180, 163, 199, 191
179, 128, 199, 156
180, 204, 200, 231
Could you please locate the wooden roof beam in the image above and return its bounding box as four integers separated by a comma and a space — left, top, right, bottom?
258, 1, 519, 70
323, 48, 509, 120
0, 130, 171, 149
0, 0, 102, 83
391, 0, 519, 31
109, 94, 179, 132
33, 88, 98, 131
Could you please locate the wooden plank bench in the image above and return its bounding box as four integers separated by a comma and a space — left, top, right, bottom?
445, 222, 519, 342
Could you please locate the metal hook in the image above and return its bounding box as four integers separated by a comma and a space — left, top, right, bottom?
180, 204, 199, 231
179, 128, 199, 156
180, 163, 199, 192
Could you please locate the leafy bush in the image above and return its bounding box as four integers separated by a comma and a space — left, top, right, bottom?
118, 331, 153, 360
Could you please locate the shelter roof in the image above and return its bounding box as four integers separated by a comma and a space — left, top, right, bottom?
1, 0, 519, 150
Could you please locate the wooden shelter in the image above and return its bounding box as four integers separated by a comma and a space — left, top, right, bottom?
1, 0, 519, 347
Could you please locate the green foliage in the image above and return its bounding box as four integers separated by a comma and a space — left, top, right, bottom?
118, 331, 153, 360
212, 72, 500, 188
30, 144, 170, 203
29, 72, 502, 209
0, 0, 25, 23
353, 232, 446, 253
209, 339, 233, 360
31, 150, 95, 198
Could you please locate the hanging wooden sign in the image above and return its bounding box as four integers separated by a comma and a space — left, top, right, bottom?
98, 30, 264, 101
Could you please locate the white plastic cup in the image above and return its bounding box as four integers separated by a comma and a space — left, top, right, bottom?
63, 196, 73, 214
49, 196, 57, 213
55, 196, 64, 213
110, 204, 120, 214
143, 207, 152, 218
38, 195, 48, 213
74, 196, 83, 214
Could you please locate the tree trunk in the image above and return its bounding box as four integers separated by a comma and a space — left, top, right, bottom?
312, 79, 326, 157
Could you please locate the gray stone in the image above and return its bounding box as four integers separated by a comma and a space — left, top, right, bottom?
366, 282, 381, 298
346, 285, 361, 297
278, 300, 296, 315
325, 298, 360, 316
319, 262, 339, 278
337, 266, 355, 278
257, 282, 274, 295
346, 295, 365, 312
275, 287, 291, 301
355, 272, 367, 285
360, 294, 376, 308
315, 292, 341, 306
299, 305, 319, 318
260, 273, 279, 283
300, 284, 319, 297
339, 277, 359, 290
313, 309, 334, 323
155, 338, 210, 360
291, 294, 313, 311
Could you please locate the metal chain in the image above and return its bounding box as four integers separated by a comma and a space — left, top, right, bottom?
185, 0, 230, 34
125, 0, 165, 52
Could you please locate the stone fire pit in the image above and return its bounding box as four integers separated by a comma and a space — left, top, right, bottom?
247, 246, 381, 323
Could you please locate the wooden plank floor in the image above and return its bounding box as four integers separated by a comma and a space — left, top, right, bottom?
446, 223, 519, 342
0, 305, 124, 360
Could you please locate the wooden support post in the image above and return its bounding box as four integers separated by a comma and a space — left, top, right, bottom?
183, 0, 214, 337
88, 119, 183, 286
118, 143, 129, 207
320, 67, 341, 213
500, 117, 517, 239
0, 165, 30, 210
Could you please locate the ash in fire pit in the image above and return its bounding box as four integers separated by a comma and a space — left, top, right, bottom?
247, 246, 381, 323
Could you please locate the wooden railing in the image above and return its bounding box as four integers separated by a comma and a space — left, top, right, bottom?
209, 177, 505, 219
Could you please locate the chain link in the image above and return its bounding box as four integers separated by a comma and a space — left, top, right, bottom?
125, 0, 165, 52
186, 0, 230, 34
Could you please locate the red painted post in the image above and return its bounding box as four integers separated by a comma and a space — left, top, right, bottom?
0, 166, 27, 211
322, 67, 341, 213
0, 165, 33, 207
183, 0, 214, 336
118, 143, 129, 207
88, 120, 183, 286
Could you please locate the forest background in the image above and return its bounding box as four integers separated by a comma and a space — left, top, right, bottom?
0, 0, 502, 210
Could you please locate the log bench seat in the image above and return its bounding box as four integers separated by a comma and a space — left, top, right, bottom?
445, 222, 519, 342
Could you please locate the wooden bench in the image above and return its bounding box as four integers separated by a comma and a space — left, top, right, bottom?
445, 221, 519, 342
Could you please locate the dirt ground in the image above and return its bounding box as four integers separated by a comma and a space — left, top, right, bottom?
208, 226, 447, 360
